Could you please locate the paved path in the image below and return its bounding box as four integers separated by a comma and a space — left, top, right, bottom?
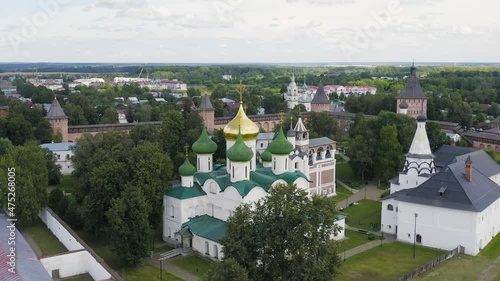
339, 233, 396, 260
145, 253, 201, 281
336, 180, 386, 212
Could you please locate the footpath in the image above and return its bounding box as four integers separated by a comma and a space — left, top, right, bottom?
145, 253, 201, 281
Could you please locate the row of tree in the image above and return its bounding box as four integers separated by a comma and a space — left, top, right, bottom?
346, 111, 449, 182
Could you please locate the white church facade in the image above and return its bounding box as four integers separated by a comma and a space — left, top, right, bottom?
163, 99, 342, 259
381, 114, 500, 255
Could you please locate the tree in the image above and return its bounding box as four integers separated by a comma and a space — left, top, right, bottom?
0, 143, 48, 226
100, 108, 118, 124
204, 258, 249, 281
0, 138, 13, 155
160, 110, 185, 160
106, 184, 151, 266
262, 94, 287, 114
426, 121, 449, 151
64, 198, 83, 230
128, 142, 173, 228
6, 115, 34, 145
44, 149, 62, 185
221, 183, 341, 281
212, 129, 226, 161
48, 188, 64, 211
375, 125, 403, 182
307, 112, 338, 140
57, 195, 70, 218
35, 119, 54, 143
130, 124, 160, 145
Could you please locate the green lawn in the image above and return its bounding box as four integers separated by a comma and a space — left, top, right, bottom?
171, 255, 213, 279
480, 232, 500, 258
337, 242, 445, 281
153, 243, 174, 254
22, 219, 66, 256
336, 163, 364, 188
76, 230, 184, 281
412, 255, 493, 281
120, 262, 184, 281
341, 199, 382, 231
338, 230, 381, 251
329, 183, 353, 205
57, 175, 78, 194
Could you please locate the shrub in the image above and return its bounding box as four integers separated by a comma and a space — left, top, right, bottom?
48, 188, 64, 211
367, 233, 376, 241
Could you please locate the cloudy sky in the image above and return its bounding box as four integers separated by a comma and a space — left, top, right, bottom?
0, 0, 498, 63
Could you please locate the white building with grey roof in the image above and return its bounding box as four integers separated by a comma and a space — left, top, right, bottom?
382, 114, 500, 255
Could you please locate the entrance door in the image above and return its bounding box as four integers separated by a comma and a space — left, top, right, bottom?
189, 238, 193, 248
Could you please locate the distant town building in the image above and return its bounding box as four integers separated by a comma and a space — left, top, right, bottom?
222, 74, 232, 81
117, 110, 128, 124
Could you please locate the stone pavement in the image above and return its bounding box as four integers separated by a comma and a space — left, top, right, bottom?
145, 253, 201, 281
336, 179, 386, 211
339, 233, 397, 260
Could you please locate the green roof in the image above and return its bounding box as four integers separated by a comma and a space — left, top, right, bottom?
194, 164, 310, 198
192, 127, 218, 154
166, 183, 207, 199
181, 215, 226, 242
261, 148, 272, 162
179, 157, 196, 176
226, 130, 253, 162
268, 126, 294, 155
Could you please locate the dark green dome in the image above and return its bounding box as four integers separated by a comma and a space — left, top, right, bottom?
261, 148, 272, 162
192, 127, 217, 154
227, 131, 253, 162
179, 158, 196, 176
268, 126, 294, 155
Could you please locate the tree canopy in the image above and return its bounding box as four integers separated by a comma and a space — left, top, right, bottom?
221, 183, 342, 281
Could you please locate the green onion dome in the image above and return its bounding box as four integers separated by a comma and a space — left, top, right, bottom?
192, 127, 217, 154
179, 158, 196, 176
261, 148, 272, 162
227, 130, 253, 162
268, 126, 294, 155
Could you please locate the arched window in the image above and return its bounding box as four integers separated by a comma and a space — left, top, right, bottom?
295, 162, 299, 169
214, 245, 219, 259
387, 204, 394, 211
416, 234, 422, 243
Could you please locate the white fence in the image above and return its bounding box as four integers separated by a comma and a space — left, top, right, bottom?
38, 207, 123, 281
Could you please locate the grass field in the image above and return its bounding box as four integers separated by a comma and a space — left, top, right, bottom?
338, 230, 381, 252
336, 163, 364, 188
480, 232, 500, 258
76, 231, 184, 281
410, 232, 500, 281
341, 199, 382, 231
329, 183, 354, 205
171, 255, 213, 279
412, 255, 492, 281
337, 242, 445, 281
22, 219, 66, 256
57, 175, 78, 194
119, 262, 184, 281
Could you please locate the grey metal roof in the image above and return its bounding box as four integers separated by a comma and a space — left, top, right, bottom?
433, 145, 477, 169
397, 158, 500, 212
309, 137, 335, 147
198, 95, 214, 110
46, 98, 67, 119
453, 150, 500, 177
397, 66, 426, 99
40, 142, 76, 151
311, 84, 330, 104
0, 211, 52, 281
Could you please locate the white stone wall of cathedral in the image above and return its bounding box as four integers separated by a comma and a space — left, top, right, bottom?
181, 176, 193, 188
197, 154, 213, 173
395, 201, 480, 255
230, 161, 251, 182
192, 235, 224, 260
272, 154, 289, 175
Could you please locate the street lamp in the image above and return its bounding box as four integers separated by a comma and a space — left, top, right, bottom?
413, 213, 418, 259
381, 224, 383, 248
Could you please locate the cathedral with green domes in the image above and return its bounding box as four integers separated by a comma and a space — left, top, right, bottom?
163, 99, 341, 259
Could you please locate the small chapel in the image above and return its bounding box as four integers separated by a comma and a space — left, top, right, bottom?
163, 96, 342, 259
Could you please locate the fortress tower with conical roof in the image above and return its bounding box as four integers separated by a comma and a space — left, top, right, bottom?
396, 63, 427, 118
45, 97, 69, 142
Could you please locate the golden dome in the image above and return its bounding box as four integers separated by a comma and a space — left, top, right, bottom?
224, 104, 260, 141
